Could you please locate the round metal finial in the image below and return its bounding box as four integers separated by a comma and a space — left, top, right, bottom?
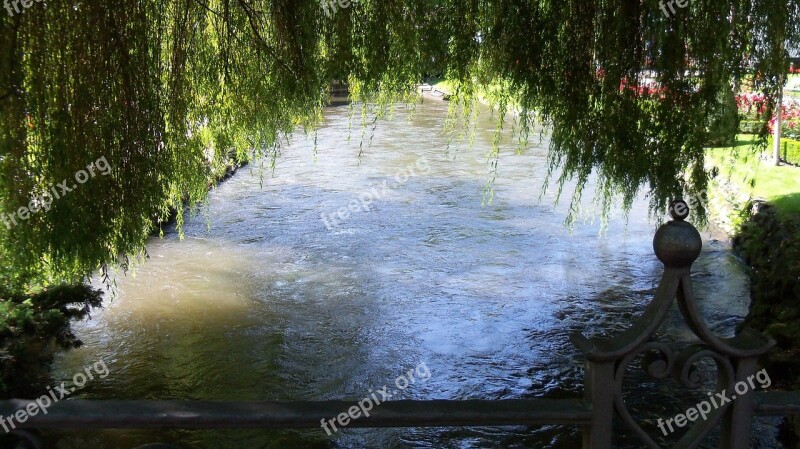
669, 199, 690, 221
653, 200, 702, 267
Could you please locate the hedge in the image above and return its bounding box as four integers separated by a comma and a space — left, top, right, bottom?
769, 138, 800, 166
740, 119, 766, 134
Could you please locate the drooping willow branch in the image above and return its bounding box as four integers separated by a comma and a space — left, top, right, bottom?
0, 0, 797, 293
236, 0, 296, 77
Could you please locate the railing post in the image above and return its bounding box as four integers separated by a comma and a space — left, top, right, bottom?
582, 361, 614, 449
720, 357, 760, 449
572, 199, 775, 448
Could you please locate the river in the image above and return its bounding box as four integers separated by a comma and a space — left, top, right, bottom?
48, 99, 783, 449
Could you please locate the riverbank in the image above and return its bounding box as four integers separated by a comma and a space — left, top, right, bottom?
706, 135, 800, 443
0, 151, 249, 402
151, 153, 249, 233
706, 136, 800, 371
706, 136, 800, 231
420, 78, 523, 112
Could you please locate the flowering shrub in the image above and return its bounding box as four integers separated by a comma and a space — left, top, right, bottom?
735, 93, 800, 138
618, 77, 665, 97
767, 103, 800, 139
786, 123, 800, 140
735, 93, 768, 118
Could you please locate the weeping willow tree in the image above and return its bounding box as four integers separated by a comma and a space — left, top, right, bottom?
0, 0, 798, 293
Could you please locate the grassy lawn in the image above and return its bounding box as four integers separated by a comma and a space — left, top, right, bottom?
425, 78, 522, 109
428, 78, 453, 94
706, 134, 800, 220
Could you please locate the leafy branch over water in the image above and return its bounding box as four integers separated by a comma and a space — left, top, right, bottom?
0, 0, 798, 291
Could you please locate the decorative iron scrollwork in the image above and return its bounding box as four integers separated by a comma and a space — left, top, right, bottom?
573, 199, 776, 449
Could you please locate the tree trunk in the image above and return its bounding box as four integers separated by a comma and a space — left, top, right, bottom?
774, 82, 783, 166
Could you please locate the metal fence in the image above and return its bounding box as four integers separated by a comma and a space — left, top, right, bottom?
4, 200, 800, 449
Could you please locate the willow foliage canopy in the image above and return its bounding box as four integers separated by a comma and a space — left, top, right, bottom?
0, 0, 798, 291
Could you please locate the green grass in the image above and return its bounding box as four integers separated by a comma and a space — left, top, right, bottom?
425, 78, 522, 110
428, 78, 454, 94
706, 134, 800, 220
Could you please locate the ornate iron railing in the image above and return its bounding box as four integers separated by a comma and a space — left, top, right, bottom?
4, 200, 800, 449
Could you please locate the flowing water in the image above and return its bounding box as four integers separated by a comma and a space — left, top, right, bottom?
47, 99, 783, 449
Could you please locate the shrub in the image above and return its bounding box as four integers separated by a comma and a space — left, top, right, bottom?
740, 119, 767, 134
767, 137, 800, 166
736, 204, 800, 391
785, 139, 800, 166
706, 88, 740, 146
785, 121, 800, 140
0, 284, 102, 398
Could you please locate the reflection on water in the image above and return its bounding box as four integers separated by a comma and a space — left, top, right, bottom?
48, 100, 782, 448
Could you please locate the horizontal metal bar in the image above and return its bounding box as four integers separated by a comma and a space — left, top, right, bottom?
755, 391, 800, 416
1, 399, 591, 430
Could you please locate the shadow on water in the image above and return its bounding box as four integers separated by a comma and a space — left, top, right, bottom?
41, 100, 784, 449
